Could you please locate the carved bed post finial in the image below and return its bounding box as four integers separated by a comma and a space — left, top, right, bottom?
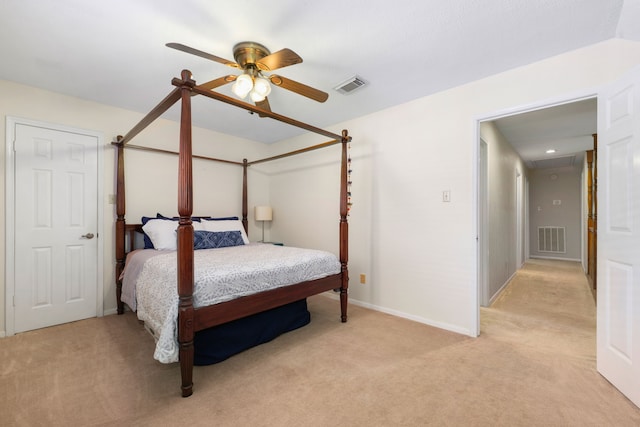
115, 135, 126, 315
339, 129, 350, 322
176, 69, 196, 397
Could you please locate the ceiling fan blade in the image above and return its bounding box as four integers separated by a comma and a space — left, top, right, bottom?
166, 42, 239, 68
269, 75, 328, 103
197, 75, 237, 91
255, 97, 272, 117
256, 48, 302, 71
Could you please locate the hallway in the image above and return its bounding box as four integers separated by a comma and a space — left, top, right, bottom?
480, 259, 640, 426
481, 258, 595, 360
479, 258, 640, 423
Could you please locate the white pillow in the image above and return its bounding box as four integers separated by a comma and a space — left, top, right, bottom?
201, 219, 249, 244
142, 219, 178, 250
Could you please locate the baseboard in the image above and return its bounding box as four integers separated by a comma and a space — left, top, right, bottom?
530, 255, 581, 262
0, 330, 5, 338
488, 270, 518, 306
321, 292, 473, 337
103, 308, 119, 316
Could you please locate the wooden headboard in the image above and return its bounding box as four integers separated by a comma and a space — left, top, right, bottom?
124, 223, 144, 253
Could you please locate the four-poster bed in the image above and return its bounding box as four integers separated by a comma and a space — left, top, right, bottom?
113, 70, 350, 397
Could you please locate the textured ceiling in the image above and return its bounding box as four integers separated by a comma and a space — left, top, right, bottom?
0, 0, 636, 146
493, 98, 597, 169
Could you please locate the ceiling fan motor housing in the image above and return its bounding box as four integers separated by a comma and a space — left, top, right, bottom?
233, 42, 271, 70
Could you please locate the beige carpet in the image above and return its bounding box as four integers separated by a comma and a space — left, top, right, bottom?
2, 259, 639, 426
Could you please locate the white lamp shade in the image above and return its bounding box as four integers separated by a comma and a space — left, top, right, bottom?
232, 74, 253, 98
254, 206, 272, 221
253, 76, 271, 96
250, 89, 266, 103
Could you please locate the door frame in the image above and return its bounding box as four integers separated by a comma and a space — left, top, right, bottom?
516, 168, 523, 269
5, 116, 104, 337
478, 138, 489, 307
473, 88, 598, 336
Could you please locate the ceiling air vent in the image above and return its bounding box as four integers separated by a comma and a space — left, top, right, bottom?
334, 75, 366, 94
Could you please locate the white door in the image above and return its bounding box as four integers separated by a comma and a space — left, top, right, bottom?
13, 123, 99, 333
597, 66, 640, 407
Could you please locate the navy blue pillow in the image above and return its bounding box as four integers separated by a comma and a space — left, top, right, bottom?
141, 216, 155, 249
194, 230, 244, 250
156, 213, 238, 222
198, 216, 239, 221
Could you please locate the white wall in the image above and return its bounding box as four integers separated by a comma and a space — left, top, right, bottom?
266, 39, 640, 336
3, 38, 640, 338
0, 81, 268, 333
480, 121, 529, 302
529, 167, 582, 260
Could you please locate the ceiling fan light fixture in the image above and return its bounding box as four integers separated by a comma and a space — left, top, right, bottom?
253, 76, 271, 97
232, 73, 253, 98
167, 41, 326, 107
250, 90, 266, 103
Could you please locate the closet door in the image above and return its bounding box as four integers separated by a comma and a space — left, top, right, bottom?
12, 122, 100, 333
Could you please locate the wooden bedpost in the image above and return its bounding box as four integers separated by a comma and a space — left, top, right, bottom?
115, 136, 126, 315
176, 70, 196, 397
242, 158, 248, 235
339, 130, 350, 322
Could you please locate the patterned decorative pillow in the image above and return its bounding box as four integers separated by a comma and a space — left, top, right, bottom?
193, 230, 245, 250
201, 219, 250, 244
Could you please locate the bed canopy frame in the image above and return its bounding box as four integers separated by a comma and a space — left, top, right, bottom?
113, 70, 350, 397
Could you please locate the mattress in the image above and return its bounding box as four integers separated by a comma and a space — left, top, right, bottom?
121, 243, 341, 363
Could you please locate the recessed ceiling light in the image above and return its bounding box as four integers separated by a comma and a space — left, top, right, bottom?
546, 149, 556, 154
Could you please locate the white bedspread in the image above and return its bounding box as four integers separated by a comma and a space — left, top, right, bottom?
121, 243, 341, 363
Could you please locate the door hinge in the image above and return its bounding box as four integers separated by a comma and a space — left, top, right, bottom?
13, 295, 15, 307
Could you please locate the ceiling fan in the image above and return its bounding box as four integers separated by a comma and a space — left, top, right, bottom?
166, 42, 328, 113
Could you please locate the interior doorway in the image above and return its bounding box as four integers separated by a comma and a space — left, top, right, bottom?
477, 95, 597, 320
476, 67, 640, 408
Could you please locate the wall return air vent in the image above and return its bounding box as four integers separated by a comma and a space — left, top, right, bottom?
538, 226, 566, 253
334, 75, 366, 94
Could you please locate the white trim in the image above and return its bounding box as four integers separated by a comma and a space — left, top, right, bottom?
322, 293, 472, 336
95, 125, 105, 318
472, 87, 599, 338
478, 139, 489, 309
471, 120, 481, 336
4, 116, 105, 336
474, 90, 599, 122
529, 255, 582, 262
524, 177, 530, 262
5, 118, 16, 336
516, 169, 523, 268
488, 270, 518, 306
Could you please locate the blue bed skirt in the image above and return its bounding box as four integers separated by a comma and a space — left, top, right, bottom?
193, 299, 311, 365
